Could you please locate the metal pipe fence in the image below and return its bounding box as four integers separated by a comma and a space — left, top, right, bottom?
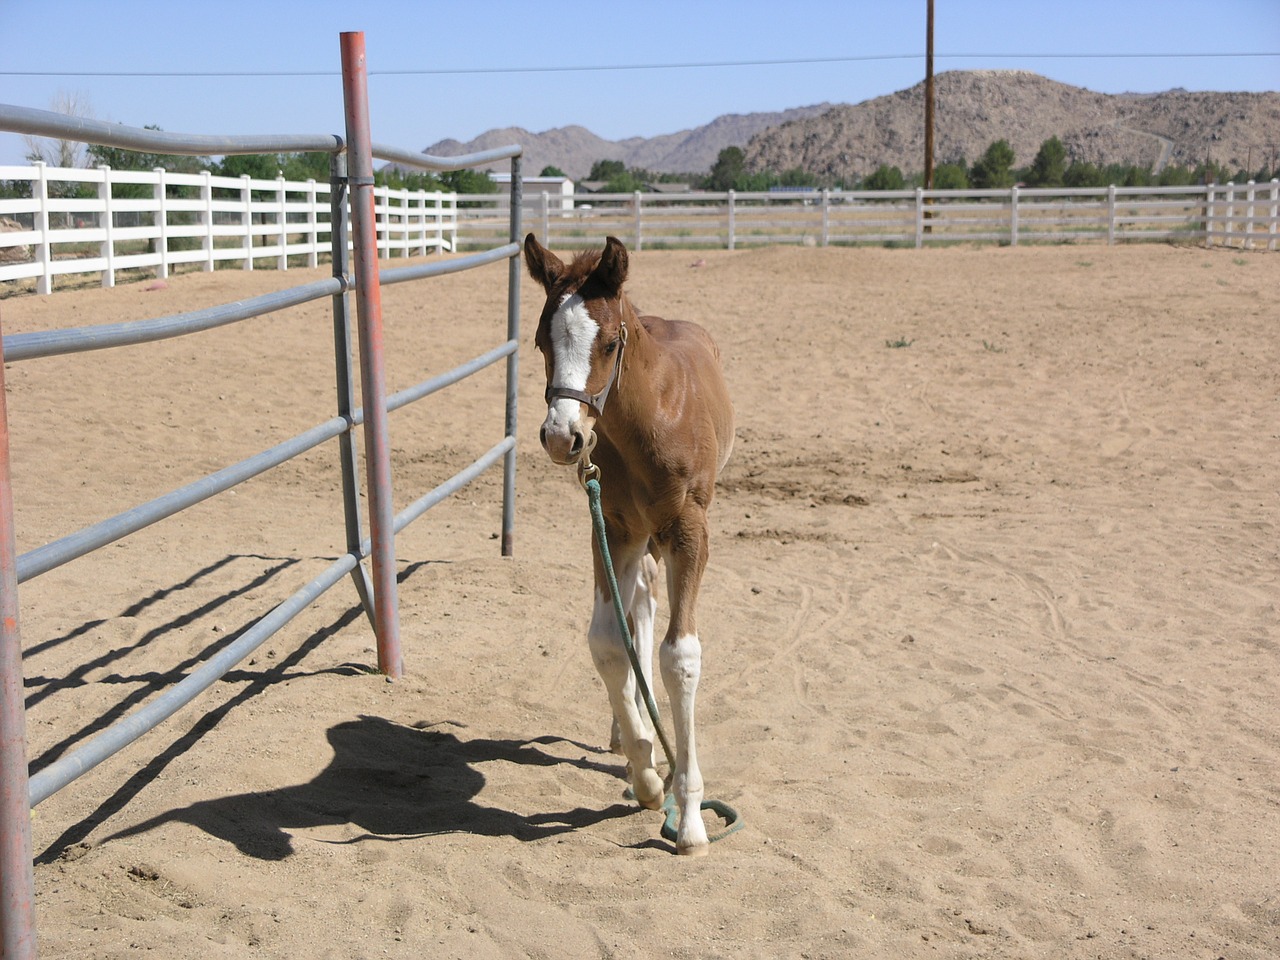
0, 31, 522, 959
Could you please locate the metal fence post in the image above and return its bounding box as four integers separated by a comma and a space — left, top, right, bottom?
0, 313, 37, 960
503, 155, 522, 557
328, 152, 375, 629
341, 31, 402, 678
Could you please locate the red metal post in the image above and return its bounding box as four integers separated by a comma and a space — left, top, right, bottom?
340, 32, 402, 678
0, 310, 38, 959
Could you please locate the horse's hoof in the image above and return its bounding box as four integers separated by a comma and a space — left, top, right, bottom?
632, 770, 665, 809
676, 842, 710, 858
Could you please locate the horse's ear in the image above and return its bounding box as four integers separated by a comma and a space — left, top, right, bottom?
524, 233, 565, 292
595, 236, 629, 293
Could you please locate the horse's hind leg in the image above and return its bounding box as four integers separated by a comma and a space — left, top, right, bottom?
589, 547, 664, 809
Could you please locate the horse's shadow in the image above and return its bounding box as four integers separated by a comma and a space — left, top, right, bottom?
105, 716, 639, 860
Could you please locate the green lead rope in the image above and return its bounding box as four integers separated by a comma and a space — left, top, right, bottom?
584, 476, 744, 845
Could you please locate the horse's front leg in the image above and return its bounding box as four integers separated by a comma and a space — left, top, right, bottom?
659, 510, 712, 856
610, 547, 659, 763
588, 543, 664, 810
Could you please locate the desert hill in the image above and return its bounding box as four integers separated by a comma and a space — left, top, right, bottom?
743, 70, 1279, 180
418, 71, 1278, 182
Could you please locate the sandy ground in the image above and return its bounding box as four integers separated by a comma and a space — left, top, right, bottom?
3, 242, 1278, 959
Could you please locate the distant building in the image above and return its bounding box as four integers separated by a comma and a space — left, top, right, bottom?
488, 173, 574, 213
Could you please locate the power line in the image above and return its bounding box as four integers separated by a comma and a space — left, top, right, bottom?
0, 51, 1276, 79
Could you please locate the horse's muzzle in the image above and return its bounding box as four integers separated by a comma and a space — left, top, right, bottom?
539, 419, 591, 465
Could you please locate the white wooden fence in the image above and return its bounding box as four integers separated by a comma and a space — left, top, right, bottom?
460, 181, 1280, 252
0, 161, 457, 293
4, 171, 1277, 295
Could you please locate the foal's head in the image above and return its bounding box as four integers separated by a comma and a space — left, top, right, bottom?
524, 234, 631, 465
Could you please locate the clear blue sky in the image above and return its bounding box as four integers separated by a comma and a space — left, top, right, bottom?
1, 0, 1276, 168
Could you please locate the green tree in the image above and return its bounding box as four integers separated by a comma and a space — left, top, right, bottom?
539, 165, 567, 178
970, 140, 1015, 189
1026, 136, 1067, 187
933, 162, 969, 190
862, 164, 906, 191
1157, 164, 1194, 187
440, 169, 496, 194
587, 159, 626, 181
707, 146, 746, 191
1064, 161, 1104, 188
214, 153, 282, 180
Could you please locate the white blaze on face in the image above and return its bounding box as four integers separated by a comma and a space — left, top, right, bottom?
543, 292, 599, 436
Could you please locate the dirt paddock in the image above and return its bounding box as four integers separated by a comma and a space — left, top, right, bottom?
4, 243, 1278, 958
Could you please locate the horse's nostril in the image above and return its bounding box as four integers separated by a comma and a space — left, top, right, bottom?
569, 431, 584, 457
539, 425, 548, 448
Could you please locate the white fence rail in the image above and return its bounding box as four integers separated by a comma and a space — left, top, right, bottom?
458, 181, 1280, 252
0, 162, 458, 292
5, 174, 1277, 294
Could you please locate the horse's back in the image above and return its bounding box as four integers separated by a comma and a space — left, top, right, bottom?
639, 314, 734, 473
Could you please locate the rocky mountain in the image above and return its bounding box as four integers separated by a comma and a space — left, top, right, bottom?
416, 71, 1278, 184
742, 70, 1279, 181
420, 104, 834, 180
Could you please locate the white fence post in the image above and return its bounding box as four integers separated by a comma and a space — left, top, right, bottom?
153, 166, 169, 280
1009, 185, 1020, 247
33, 161, 51, 295
201, 170, 215, 272
1225, 182, 1237, 248
306, 178, 320, 267
821, 189, 830, 246
98, 165, 116, 288
240, 174, 254, 270
540, 191, 550, 246
1269, 179, 1279, 252
914, 187, 924, 248
1205, 183, 1215, 249
275, 175, 288, 269
634, 191, 643, 251
727, 190, 735, 250
1244, 180, 1256, 250
1107, 184, 1117, 245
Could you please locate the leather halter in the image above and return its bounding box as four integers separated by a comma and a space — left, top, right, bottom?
544, 321, 628, 417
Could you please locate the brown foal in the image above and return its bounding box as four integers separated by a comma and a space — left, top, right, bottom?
524, 234, 734, 855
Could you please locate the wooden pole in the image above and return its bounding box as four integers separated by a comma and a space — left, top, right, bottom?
924, 0, 935, 190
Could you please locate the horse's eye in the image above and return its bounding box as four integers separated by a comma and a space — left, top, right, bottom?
603, 339, 619, 356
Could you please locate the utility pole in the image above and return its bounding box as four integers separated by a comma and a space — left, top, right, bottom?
924, 0, 935, 190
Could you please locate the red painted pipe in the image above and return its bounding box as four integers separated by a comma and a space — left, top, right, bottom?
340, 32, 402, 678
0, 310, 37, 959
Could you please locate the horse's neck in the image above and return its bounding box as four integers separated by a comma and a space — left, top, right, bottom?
601, 309, 658, 450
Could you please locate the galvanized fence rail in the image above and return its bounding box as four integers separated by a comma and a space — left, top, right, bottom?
0, 32, 522, 959
458, 181, 1280, 252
